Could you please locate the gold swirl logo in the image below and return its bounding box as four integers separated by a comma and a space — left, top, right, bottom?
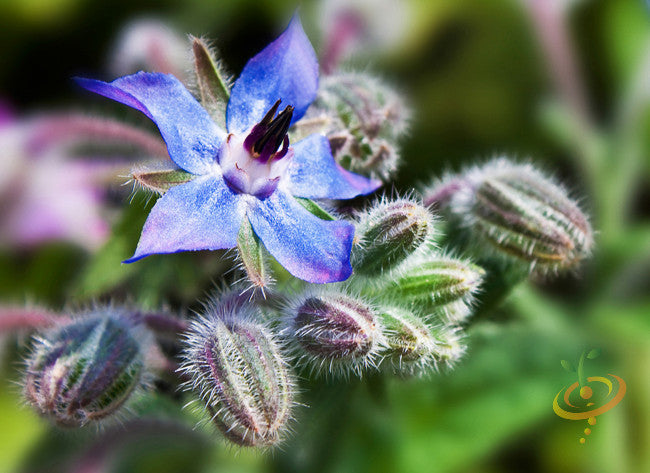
553, 349, 626, 444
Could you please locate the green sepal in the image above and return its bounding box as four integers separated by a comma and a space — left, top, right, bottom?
192, 36, 230, 128
296, 198, 335, 221
237, 219, 272, 289
133, 167, 195, 194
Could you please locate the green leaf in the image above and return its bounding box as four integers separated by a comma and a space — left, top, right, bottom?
132, 167, 195, 194
587, 348, 601, 359
560, 359, 575, 372
237, 219, 272, 289
192, 36, 230, 128
295, 198, 335, 220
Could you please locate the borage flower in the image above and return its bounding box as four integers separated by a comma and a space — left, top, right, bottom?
78, 16, 380, 283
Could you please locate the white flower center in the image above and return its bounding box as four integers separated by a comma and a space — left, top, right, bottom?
219, 133, 293, 198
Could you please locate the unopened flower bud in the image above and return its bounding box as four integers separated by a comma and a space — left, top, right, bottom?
431, 326, 466, 368
386, 256, 484, 308
295, 72, 409, 181
352, 198, 435, 276
181, 299, 294, 447
23, 308, 146, 427
378, 306, 438, 375
284, 290, 385, 376
424, 158, 594, 273
418, 300, 474, 328
434, 300, 473, 325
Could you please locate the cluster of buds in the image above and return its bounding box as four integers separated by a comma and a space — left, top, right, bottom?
23, 306, 150, 427
293, 72, 410, 182
423, 158, 594, 274
352, 197, 483, 314
10, 15, 597, 456
351, 197, 481, 371
273, 196, 481, 379
173, 191, 483, 443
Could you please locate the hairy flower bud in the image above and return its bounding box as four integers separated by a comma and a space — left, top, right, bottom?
431, 326, 466, 368
284, 290, 385, 376
23, 308, 146, 427
352, 198, 435, 275
294, 72, 409, 181
378, 306, 438, 375
385, 256, 484, 309
424, 158, 594, 273
434, 300, 473, 325
180, 298, 294, 447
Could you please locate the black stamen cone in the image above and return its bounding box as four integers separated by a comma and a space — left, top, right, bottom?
252, 105, 294, 155
259, 99, 282, 127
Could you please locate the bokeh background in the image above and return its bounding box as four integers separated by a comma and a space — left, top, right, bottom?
0, 0, 649, 472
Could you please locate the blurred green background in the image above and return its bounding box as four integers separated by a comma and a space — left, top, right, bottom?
0, 0, 648, 472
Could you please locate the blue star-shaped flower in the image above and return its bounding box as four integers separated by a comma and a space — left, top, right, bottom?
77, 16, 380, 283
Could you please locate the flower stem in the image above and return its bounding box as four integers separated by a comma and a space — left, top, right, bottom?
141, 312, 188, 334
27, 114, 168, 157
0, 307, 61, 333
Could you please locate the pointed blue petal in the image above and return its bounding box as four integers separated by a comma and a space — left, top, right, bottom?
286, 134, 382, 199
124, 175, 245, 262
227, 16, 318, 134
247, 190, 354, 283
76, 72, 225, 175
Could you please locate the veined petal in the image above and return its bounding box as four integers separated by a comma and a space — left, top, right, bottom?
227, 15, 318, 134
76, 72, 225, 175
286, 134, 382, 199
247, 190, 354, 283
124, 175, 245, 262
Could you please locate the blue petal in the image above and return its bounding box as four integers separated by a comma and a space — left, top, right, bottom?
124, 175, 245, 262
227, 15, 318, 134
286, 134, 382, 199
76, 72, 225, 175
247, 190, 354, 283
